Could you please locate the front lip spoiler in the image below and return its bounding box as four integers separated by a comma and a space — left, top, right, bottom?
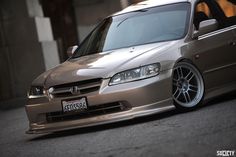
26, 98, 175, 134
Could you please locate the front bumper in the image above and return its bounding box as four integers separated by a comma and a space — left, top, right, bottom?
25, 69, 174, 134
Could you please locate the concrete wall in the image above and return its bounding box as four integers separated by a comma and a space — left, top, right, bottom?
0, 0, 60, 108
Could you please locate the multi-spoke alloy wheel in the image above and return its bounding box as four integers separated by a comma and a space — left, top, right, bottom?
172, 62, 204, 109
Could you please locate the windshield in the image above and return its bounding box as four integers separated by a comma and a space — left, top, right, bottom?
73, 3, 190, 58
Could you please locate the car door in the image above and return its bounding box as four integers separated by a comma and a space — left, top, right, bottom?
208, 0, 236, 87
188, 0, 236, 92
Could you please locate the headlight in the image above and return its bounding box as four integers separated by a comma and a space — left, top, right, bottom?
109, 63, 160, 86
29, 86, 45, 96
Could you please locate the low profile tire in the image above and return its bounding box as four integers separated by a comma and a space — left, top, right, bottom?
172, 62, 204, 110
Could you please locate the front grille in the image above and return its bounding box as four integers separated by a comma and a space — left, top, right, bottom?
46, 102, 131, 123
49, 78, 102, 98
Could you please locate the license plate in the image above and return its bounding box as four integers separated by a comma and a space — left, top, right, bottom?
62, 97, 88, 113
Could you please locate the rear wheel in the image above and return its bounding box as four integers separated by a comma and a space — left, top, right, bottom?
172, 62, 204, 110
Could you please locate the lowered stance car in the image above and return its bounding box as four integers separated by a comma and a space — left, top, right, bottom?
25, 0, 236, 134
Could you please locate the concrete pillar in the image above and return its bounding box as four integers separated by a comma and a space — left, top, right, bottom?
73, 0, 122, 42
0, 0, 60, 108
120, 0, 130, 9
120, 0, 145, 8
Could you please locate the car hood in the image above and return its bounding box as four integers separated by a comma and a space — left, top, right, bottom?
34, 41, 178, 88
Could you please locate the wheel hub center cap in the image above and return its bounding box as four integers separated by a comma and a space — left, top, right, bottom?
178, 79, 189, 92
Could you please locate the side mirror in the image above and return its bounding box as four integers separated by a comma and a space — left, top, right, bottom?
67, 45, 78, 57
193, 19, 218, 39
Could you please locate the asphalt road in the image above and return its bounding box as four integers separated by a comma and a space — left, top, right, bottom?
0, 92, 235, 157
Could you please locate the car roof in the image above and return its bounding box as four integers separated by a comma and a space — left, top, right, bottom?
113, 0, 193, 16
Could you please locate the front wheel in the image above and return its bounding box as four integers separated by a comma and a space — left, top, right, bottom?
172, 62, 204, 110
